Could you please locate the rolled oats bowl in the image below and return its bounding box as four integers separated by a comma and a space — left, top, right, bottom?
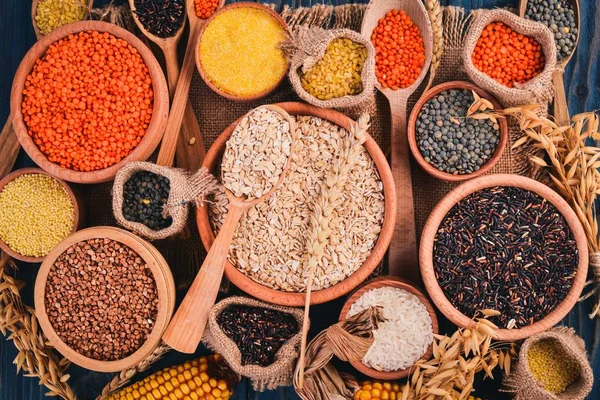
197, 102, 396, 306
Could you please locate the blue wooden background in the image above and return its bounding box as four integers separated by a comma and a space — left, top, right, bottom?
0, 0, 598, 399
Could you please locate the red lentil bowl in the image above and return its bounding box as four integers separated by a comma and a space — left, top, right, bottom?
10, 21, 169, 184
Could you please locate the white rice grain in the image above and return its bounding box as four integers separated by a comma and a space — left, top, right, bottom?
348, 286, 434, 371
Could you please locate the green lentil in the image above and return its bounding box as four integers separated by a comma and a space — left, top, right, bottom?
300, 37, 367, 100
35, 0, 87, 35
527, 338, 580, 394
0, 174, 74, 257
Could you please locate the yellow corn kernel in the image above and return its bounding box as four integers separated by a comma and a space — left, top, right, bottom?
106, 355, 234, 400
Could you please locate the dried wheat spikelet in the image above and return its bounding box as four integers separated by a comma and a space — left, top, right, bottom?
298, 114, 371, 388
0, 252, 75, 400
470, 101, 600, 318
424, 0, 444, 91
401, 311, 517, 400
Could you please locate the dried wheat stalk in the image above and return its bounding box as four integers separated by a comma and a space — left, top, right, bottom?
97, 342, 171, 399
401, 310, 517, 400
471, 101, 600, 317
297, 115, 371, 388
0, 252, 75, 399
424, 0, 444, 91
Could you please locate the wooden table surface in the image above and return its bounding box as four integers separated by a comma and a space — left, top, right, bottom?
1, 0, 599, 399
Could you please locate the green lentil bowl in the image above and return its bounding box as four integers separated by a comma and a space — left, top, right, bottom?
0, 168, 80, 263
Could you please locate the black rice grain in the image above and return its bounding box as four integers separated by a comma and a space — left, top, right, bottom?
433, 186, 578, 328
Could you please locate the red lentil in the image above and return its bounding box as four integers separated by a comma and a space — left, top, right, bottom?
371, 9, 425, 90
21, 31, 154, 172
472, 22, 546, 88
195, 0, 219, 19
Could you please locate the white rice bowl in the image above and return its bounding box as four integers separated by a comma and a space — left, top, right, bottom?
348, 286, 434, 371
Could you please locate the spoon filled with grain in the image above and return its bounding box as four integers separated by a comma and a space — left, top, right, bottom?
162, 105, 296, 353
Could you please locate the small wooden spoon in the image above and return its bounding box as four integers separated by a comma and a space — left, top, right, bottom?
361, 0, 433, 280
155, 0, 225, 168
519, 0, 580, 126
31, 0, 94, 40
129, 0, 206, 171
0, 118, 21, 180
162, 105, 296, 353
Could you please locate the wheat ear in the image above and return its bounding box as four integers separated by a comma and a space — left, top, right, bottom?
297, 115, 370, 389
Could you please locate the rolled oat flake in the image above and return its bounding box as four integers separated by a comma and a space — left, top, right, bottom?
221, 106, 294, 200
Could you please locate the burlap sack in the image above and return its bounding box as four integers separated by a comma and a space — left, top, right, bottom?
204, 296, 304, 392
112, 161, 219, 240
462, 9, 557, 107
503, 327, 593, 400
286, 27, 376, 115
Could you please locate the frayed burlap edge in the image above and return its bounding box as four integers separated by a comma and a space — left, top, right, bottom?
204, 296, 305, 392
112, 161, 219, 240
503, 327, 593, 400
285, 27, 376, 116
462, 9, 557, 107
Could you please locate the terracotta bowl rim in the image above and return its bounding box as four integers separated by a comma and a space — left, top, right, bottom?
195, 2, 290, 102
419, 174, 589, 341
196, 101, 397, 306
34, 227, 175, 372
339, 276, 439, 380
10, 20, 169, 184
407, 80, 509, 182
0, 168, 79, 263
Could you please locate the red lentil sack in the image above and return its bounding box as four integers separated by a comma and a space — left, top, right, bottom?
462, 9, 557, 107
112, 161, 219, 240
204, 296, 304, 391
503, 327, 593, 400
285, 27, 376, 116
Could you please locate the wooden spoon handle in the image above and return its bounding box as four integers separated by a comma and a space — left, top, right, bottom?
156, 22, 202, 167
552, 69, 570, 127
162, 203, 245, 353
162, 43, 206, 171
0, 117, 21, 180
388, 97, 419, 281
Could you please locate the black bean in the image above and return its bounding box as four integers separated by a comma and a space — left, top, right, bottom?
122, 170, 173, 230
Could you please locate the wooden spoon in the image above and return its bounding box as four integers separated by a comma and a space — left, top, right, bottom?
162, 105, 296, 353
0, 118, 20, 180
129, 0, 206, 171
31, 0, 94, 40
519, 0, 580, 126
361, 0, 433, 280
155, 0, 225, 168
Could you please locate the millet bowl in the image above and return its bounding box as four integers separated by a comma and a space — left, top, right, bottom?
196, 102, 397, 306
0, 168, 80, 263
339, 276, 439, 380
11, 20, 169, 184
407, 81, 509, 182
34, 227, 175, 372
420, 174, 589, 341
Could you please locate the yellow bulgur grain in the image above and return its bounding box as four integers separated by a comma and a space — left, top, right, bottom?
199, 7, 288, 97
35, 0, 87, 35
527, 338, 580, 394
0, 174, 74, 257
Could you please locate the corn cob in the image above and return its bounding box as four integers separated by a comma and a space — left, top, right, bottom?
107, 354, 238, 400
355, 381, 486, 400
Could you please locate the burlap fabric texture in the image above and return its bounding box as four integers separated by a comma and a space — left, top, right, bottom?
204, 296, 305, 392
503, 327, 593, 400
462, 9, 557, 107
286, 27, 376, 115
112, 161, 219, 240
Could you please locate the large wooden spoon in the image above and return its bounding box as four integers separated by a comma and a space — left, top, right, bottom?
129, 0, 206, 171
31, 0, 94, 40
155, 0, 225, 168
519, 0, 580, 126
162, 105, 296, 353
361, 0, 433, 280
